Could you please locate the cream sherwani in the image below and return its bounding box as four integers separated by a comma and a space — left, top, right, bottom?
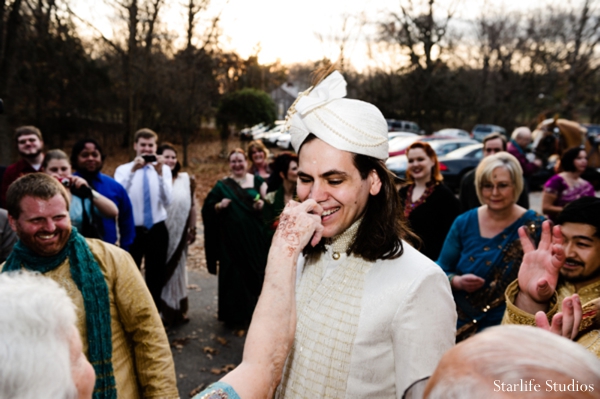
276, 222, 457, 398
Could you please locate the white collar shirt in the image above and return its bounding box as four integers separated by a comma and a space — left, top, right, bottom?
114, 161, 173, 226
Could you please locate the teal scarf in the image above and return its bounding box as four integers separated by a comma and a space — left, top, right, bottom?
510, 139, 526, 155
3, 228, 116, 399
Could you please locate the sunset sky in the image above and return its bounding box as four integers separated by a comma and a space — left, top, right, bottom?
72, 0, 578, 70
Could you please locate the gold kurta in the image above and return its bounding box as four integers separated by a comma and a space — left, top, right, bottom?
2, 239, 179, 398
503, 278, 600, 357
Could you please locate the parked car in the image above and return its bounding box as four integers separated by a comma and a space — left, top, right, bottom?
471, 124, 506, 142
584, 124, 600, 143
386, 119, 422, 134
240, 123, 267, 141
433, 128, 470, 138
437, 143, 483, 191
386, 139, 480, 178
388, 135, 475, 157
254, 124, 286, 146
266, 125, 288, 146
276, 132, 293, 150
388, 132, 418, 141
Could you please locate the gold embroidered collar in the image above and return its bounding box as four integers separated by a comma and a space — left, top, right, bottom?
325, 218, 362, 259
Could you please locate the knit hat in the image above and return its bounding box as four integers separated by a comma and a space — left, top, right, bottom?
284, 71, 389, 160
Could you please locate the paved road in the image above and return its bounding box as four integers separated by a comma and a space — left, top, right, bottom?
168, 267, 247, 397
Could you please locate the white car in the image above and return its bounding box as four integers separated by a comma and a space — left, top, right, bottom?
388, 132, 418, 141
260, 125, 286, 146
240, 123, 265, 140
432, 128, 470, 138
276, 132, 293, 150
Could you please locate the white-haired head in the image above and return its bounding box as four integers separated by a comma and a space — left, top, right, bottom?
0, 271, 79, 399
424, 325, 600, 398
511, 126, 533, 149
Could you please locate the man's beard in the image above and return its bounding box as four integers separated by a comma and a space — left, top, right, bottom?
20, 149, 42, 160
561, 257, 600, 283
16, 225, 71, 257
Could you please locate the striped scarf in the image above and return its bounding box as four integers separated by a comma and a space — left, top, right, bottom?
3, 228, 116, 399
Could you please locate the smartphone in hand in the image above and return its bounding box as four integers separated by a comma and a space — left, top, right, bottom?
142, 154, 157, 163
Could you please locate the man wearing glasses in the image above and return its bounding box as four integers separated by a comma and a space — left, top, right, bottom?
459, 132, 529, 212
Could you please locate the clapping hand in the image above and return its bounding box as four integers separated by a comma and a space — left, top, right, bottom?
535, 294, 582, 340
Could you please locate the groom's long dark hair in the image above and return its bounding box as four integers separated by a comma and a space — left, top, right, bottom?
300, 134, 419, 262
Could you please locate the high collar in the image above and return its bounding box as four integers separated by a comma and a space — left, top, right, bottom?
325, 217, 362, 254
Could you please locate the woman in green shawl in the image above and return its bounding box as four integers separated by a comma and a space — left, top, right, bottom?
202, 148, 270, 328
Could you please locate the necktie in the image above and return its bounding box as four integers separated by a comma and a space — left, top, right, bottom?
143, 166, 153, 229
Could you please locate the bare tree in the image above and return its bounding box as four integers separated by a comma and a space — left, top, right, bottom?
0, 0, 24, 163
523, 1, 600, 118
472, 9, 528, 124
315, 12, 366, 72
379, 0, 458, 130
69, 0, 164, 147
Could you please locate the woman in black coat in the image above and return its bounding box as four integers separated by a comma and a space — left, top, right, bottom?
398, 141, 460, 260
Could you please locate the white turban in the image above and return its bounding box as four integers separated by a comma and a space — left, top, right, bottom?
284, 71, 389, 160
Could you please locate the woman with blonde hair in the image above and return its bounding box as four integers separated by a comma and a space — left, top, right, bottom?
247, 140, 270, 179
398, 141, 460, 260
437, 152, 544, 341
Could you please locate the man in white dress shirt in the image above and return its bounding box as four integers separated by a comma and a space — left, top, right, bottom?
275, 70, 456, 398
115, 128, 172, 308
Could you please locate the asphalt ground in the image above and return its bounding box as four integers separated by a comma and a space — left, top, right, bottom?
167, 267, 247, 398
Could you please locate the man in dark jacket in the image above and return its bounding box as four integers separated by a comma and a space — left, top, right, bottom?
459, 132, 529, 212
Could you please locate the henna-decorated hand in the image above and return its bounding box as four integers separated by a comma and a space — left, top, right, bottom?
272, 199, 323, 258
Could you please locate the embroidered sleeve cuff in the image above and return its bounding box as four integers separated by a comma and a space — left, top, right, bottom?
502, 279, 559, 326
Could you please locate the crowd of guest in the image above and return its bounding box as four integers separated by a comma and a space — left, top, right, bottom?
1, 75, 600, 399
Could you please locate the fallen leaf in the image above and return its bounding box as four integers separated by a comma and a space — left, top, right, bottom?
203, 346, 218, 355
222, 364, 236, 372
189, 383, 207, 397
210, 368, 223, 375
216, 336, 228, 346
234, 329, 246, 337
171, 337, 191, 348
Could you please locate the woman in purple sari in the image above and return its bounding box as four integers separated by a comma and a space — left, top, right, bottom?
542, 146, 595, 223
